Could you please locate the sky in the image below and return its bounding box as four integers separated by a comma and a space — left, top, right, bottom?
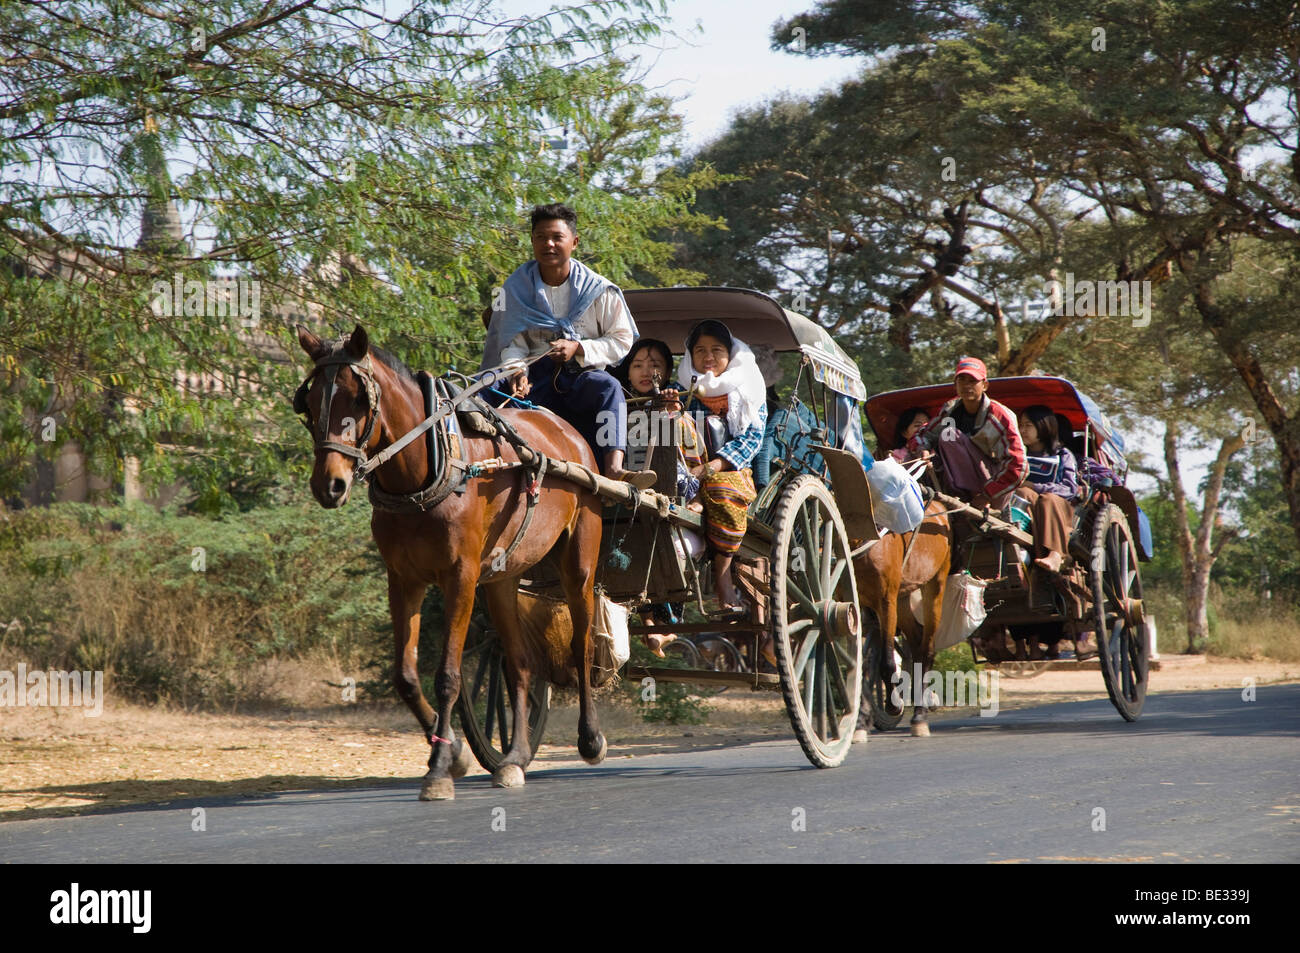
499, 0, 862, 149
623, 1, 861, 148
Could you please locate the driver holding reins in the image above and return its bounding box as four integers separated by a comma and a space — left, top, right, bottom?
480, 203, 656, 490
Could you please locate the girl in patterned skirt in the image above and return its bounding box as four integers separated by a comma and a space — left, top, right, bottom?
678, 320, 769, 615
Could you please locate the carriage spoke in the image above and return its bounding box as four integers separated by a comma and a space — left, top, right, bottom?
468, 643, 491, 703
495, 667, 511, 751
1116, 620, 1133, 698
827, 553, 847, 598
815, 642, 829, 738
794, 627, 819, 683
825, 640, 849, 714
786, 618, 814, 637
798, 507, 817, 579
484, 663, 500, 744
784, 576, 819, 619
820, 518, 835, 597
802, 648, 816, 715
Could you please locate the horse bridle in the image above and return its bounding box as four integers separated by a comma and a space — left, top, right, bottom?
293, 349, 382, 474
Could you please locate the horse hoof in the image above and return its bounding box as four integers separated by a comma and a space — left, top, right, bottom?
852, 728, 870, 744
419, 776, 455, 801
450, 740, 474, 779
910, 721, 931, 738
580, 733, 607, 765
492, 763, 526, 788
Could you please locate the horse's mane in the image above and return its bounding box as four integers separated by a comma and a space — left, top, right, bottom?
370, 344, 416, 382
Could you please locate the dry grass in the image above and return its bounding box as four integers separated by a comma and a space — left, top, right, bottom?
1208, 612, 1300, 663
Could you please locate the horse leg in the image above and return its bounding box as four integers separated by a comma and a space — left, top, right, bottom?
562, 505, 606, 765
389, 572, 472, 782
878, 562, 903, 715
910, 573, 945, 738
420, 567, 478, 801
482, 579, 533, 788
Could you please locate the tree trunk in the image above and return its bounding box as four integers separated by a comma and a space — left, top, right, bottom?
1181, 254, 1300, 555
1163, 418, 1245, 652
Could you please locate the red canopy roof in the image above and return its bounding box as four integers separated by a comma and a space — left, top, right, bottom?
864, 377, 1123, 457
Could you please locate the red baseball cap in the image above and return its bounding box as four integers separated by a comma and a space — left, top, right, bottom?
954, 356, 987, 382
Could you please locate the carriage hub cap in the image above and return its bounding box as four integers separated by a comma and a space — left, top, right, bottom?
821, 601, 860, 640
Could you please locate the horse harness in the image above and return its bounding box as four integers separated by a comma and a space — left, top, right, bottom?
293, 344, 548, 563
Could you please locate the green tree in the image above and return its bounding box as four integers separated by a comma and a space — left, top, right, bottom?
761, 0, 1300, 550
0, 0, 718, 512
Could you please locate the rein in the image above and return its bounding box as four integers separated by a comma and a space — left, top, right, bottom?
294, 345, 537, 482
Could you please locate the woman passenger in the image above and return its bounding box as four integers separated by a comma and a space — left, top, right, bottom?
888, 406, 930, 462
679, 320, 768, 615
1015, 404, 1082, 574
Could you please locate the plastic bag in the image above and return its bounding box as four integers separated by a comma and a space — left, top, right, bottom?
592, 594, 630, 686
933, 572, 988, 653
866, 456, 926, 534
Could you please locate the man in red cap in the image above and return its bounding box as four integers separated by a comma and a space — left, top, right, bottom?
915, 356, 1027, 509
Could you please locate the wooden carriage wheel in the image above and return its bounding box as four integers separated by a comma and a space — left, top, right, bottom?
769, 476, 863, 767
1089, 504, 1149, 721
455, 593, 551, 772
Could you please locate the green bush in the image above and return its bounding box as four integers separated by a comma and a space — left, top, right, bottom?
624, 636, 711, 725
0, 499, 392, 709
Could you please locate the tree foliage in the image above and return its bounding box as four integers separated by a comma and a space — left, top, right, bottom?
0, 0, 721, 511
673, 0, 1300, 565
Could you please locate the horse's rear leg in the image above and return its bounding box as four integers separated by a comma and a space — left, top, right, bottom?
482, 580, 534, 788
562, 504, 605, 764
910, 573, 947, 738
420, 568, 478, 801
388, 571, 472, 780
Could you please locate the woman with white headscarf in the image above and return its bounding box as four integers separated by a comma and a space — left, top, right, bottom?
679, 320, 768, 615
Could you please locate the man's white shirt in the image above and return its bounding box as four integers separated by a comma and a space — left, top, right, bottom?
495, 280, 634, 370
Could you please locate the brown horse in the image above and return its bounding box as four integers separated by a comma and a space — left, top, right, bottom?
295, 325, 606, 800
854, 498, 952, 737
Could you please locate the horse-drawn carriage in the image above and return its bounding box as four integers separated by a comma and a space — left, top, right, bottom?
294, 288, 1154, 799
863, 376, 1154, 725
455, 288, 876, 770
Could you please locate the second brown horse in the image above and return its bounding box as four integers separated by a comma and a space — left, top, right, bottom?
855, 498, 952, 737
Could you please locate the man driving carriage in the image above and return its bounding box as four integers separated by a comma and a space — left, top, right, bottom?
914, 356, 1027, 510
480, 202, 656, 490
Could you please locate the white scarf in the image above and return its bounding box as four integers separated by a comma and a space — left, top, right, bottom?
678, 335, 767, 436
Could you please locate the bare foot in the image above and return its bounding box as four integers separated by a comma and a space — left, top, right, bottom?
1034, 550, 1065, 573
644, 633, 676, 658
612, 468, 657, 490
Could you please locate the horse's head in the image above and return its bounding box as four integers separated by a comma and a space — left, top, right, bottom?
295, 324, 383, 508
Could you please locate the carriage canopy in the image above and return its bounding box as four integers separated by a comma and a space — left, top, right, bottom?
864, 376, 1128, 468
624, 287, 867, 401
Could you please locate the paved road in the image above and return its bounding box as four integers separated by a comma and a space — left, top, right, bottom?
3, 685, 1297, 863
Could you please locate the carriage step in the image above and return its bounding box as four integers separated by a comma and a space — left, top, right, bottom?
625, 665, 782, 692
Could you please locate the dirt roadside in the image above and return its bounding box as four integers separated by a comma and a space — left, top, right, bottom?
1, 657, 1294, 822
